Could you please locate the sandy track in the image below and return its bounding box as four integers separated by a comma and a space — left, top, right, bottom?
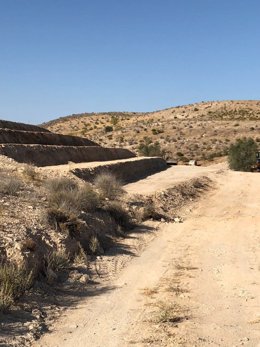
125, 162, 227, 195
34, 167, 260, 347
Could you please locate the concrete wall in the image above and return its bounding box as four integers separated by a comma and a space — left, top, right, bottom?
0, 129, 98, 146
72, 157, 167, 184
0, 120, 50, 132
0, 144, 135, 166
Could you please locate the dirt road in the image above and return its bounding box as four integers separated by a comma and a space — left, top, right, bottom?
125, 162, 226, 195
34, 167, 260, 347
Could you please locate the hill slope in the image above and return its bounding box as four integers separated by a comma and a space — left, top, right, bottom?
42, 100, 260, 162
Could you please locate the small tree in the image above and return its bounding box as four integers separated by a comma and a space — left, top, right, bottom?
111, 115, 119, 126
228, 137, 257, 172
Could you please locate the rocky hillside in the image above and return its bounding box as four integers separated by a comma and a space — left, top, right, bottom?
43, 100, 260, 162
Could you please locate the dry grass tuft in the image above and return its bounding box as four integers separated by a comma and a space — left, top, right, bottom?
46, 177, 100, 216
0, 175, 22, 195
94, 172, 125, 200
155, 301, 187, 324
46, 250, 70, 273
0, 263, 33, 312
104, 201, 134, 231
45, 177, 78, 193
23, 164, 39, 181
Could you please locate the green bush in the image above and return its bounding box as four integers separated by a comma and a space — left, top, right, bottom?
104, 125, 113, 133
110, 115, 119, 126
138, 138, 164, 157
228, 137, 258, 171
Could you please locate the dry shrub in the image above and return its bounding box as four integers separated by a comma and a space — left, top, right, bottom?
155, 302, 185, 324
89, 235, 101, 254
94, 172, 125, 200
23, 164, 39, 181
105, 201, 134, 231
48, 190, 80, 216
46, 250, 70, 273
21, 238, 36, 252
0, 175, 22, 195
74, 244, 88, 266
45, 177, 78, 193
46, 178, 100, 216
77, 184, 100, 211
45, 208, 69, 230
0, 263, 33, 312
140, 199, 164, 221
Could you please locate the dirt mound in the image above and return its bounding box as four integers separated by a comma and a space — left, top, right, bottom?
129, 176, 212, 221
0, 119, 50, 132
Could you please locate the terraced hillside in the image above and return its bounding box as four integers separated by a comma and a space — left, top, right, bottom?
43, 100, 260, 162
0, 120, 135, 166
0, 119, 167, 180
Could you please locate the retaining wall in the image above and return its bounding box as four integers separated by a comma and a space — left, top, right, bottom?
72, 157, 167, 184
0, 129, 98, 146
0, 144, 135, 166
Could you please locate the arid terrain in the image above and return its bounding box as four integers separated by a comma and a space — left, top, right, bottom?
0, 101, 259, 347
33, 163, 260, 347
43, 100, 260, 162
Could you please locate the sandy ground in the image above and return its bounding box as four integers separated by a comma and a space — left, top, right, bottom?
34, 166, 260, 347
125, 162, 226, 195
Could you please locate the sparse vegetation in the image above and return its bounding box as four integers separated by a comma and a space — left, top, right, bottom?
23, 164, 39, 181
94, 172, 125, 200
155, 302, 185, 324
43, 100, 260, 163
46, 250, 70, 273
104, 201, 133, 231
0, 175, 22, 195
45, 177, 78, 193
0, 263, 33, 312
46, 178, 100, 216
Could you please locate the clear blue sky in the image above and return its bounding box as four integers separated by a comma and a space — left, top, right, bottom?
1, 0, 260, 124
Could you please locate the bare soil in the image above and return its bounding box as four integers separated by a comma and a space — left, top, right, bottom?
33, 164, 260, 347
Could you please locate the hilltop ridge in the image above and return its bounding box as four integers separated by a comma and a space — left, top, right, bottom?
43, 100, 260, 162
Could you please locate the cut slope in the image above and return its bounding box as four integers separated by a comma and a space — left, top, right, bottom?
0, 119, 50, 132
0, 128, 98, 146
0, 144, 135, 166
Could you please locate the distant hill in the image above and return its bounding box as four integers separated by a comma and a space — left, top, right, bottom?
42, 100, 260, 162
